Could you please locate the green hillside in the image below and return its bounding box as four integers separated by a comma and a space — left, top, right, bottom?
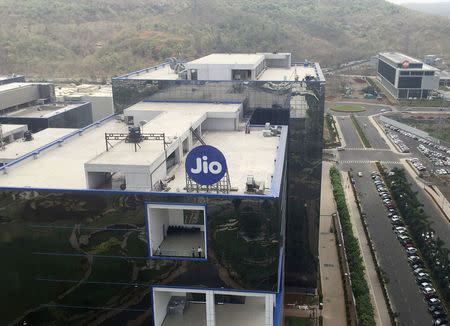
0, 0, 449, 79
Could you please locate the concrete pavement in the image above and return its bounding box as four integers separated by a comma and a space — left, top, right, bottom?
319, 161, 347, 326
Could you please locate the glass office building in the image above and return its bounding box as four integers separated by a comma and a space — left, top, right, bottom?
0, 53, 324, 325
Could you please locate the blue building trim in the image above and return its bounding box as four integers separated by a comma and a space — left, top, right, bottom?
151, 284, 280, 326
151, 284, 277, 295
270, 125, 288, 197
145, 202, 208, 262
273, 291, 283, 326
142, 99, 243, 105
0, 186, 275, 199
274, 246, 284, 326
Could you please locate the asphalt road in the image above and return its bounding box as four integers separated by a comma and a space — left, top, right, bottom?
355, 116, 390, 150
332, 106, 436, 326
337, 116, 364, 148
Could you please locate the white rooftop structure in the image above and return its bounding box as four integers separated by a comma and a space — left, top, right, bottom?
379, 52, 439, 71
0, 82, 54, 112
117, 53, 322, 82
55, 84, 113, 122
1, 124, 27, 139
0, 127, 76, 164
1, 101, 286, 196
188, 53, 265, 66
0, 124, 28, 149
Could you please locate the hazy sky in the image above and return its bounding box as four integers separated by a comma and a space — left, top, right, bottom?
386, 0, 450, 3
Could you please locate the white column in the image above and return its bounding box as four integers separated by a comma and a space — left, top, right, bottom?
206, 290, 216, 326
265, 294, 274, 326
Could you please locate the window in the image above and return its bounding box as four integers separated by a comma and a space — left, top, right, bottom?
424, 71, 435, 76
398, 89, 407, 99
146, 203, 207, 260
378, 60, 396, 85
400, 71, 410, 76
398, 77, 422, 89
408, 90, 421, 98
411, 71, 423, 76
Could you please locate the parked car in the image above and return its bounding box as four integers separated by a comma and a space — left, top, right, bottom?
411, 262, 425, 270
413, 267, 425, 275
432, 310, 448, 320
434, 319, 449, 326
394, 226, 407, 234
406, 247, 418, 255
428, 298, 442, 306
429, 304, 443, 313
419, 282, 433, 290
393, 220, 405, 227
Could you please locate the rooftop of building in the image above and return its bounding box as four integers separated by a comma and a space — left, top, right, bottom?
0, 74, 24, 81
55, 84, 112, 98
0, 127, 77, 163
0, 82, 32, 92
0, 101, 286, 197
188, 53, 265, 66
379, 52, 439, 71
439, 70, 450, 79
3, 102, 88, 118
115, 53, 324, 82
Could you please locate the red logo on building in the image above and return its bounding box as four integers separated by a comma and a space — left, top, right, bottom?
402, 60, 410, 68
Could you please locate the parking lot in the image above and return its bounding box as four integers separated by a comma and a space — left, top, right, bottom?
382, 122, 450, 175
352, 166, 433, 326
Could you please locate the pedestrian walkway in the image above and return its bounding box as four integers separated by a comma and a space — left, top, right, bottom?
341, 172, 392, 326
319, 162, 347, 326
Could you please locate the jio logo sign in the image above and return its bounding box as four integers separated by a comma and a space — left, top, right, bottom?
185, 145, 227, 185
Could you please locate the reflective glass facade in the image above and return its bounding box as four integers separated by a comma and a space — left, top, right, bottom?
0, 190, 283, 325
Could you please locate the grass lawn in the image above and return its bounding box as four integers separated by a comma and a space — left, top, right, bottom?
330, 104, 366, 112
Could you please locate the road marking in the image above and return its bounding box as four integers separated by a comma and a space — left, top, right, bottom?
338, 160, 402, 164
343, 148, 392, 151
